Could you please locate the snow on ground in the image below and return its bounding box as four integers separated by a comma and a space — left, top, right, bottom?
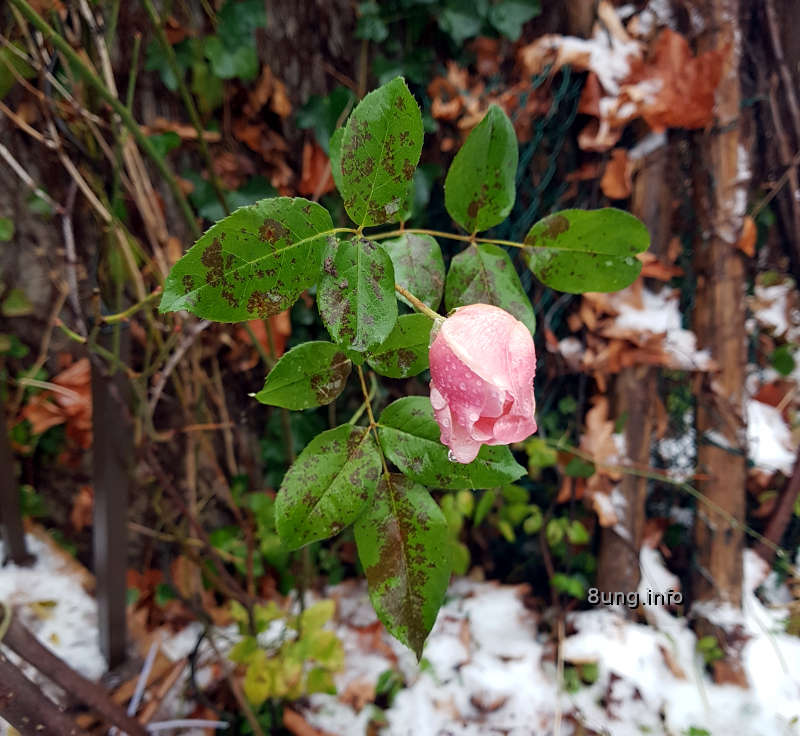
3, 535, 799, 736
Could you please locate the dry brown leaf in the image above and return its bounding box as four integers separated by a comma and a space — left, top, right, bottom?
471, 37, 501, 77
634, 29, 726, 131
736, 215, 756, 257
338, 679, 376, 712
245, 65, 275, 117
298, 141, 335, 197
601, 148, 633, 199
270, 79, 292, 118
142, 117, 221, 142
70, 485, 93, 532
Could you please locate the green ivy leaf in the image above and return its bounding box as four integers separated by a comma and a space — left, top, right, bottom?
445, 243, 536, 332
255, 341, 351, 409
488, 0, 541, 41
339, 77, 423, 227
523, 208, 649, 293
381, 234, 445, 310
770, 345, 796, 376
354, 473, 450, 658
367, 314, 433, 378
318, 236, 398, 353
276, 425, 381, 549
444, 105, 518, 233
160, 197, 333, 322
377, 397, 526, 490
438, 0, 489, 43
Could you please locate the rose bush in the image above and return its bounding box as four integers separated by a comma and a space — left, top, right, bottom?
429, 304, 537, 463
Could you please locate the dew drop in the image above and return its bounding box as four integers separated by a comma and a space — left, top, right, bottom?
447, 449, 457, 462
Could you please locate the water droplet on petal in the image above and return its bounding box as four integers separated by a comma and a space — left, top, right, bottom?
447, 449, 456, 462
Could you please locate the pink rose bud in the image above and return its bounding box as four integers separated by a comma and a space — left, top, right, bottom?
429, 303, 537, 464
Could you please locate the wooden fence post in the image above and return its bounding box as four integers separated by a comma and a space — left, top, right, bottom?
0, 395, 33, 566
91, 325, 132, 668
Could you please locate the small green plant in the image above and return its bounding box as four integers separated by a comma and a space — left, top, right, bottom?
228, 599, 344, 706
695, 635, 724, 665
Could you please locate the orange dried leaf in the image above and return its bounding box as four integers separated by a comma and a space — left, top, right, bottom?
600, 148, 633, 199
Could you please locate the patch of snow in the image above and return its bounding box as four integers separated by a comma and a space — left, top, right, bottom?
628, 131, 667, 160
0, 534, 107, 681
753, 282, 793, 338
746, 399, 796, 475
611, 288, 715, 371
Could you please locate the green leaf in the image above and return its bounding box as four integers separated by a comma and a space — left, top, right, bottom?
444, 105, 518, 233
0, 217, 14, 242
438, 0, 489, 43
306, 666, 337, 694
299, 599, 335, 633
275, 425, 381, 549
770, 345, 796, 376
473, 489, 496, 525
377, 397, 526, 490
354, 473, 450, 658
523, 208, 649, 293
488, 0, 541, 41
366, 314, 432, 378
445, 244, 536, 332
566, 520, 590, 545
204, 35, 259, 80
148, 132, 181, 158
1, 289, 33, 317
255, 342, 351, 409
356, 1, 389, 42
0, 43, 36, 100
318, 236, 398, 353
204, 0, 266, 81
381, 234, 445, 310
160, 197, 333, 322
329, 127, 345, 194
339, 77, 423, 227
296, 86, 355, 154
551, 572, 585, 599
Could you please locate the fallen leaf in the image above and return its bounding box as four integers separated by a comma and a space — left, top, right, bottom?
601, 148, 633, 199
70, 485, 93, 532
736, 215, 756, 257
298, 141, 335, 197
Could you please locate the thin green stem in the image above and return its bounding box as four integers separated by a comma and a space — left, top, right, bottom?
356, 364, 391, 480
140, 0, 229, 216
371, 226, 529, 250
125, 33, 142, 111
394, 283, 441, 321
8, 0, 200, 239
102, 287, 162, 324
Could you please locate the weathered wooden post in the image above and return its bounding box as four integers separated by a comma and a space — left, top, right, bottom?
91, 325, 132, 668
0, 395, 32, 566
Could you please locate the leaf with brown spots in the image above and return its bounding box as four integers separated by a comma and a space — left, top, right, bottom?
366, 314, 433, 378
338, 77, 423, 227
159, 197, 334, 322
445, 243, 536, 332
318, 236, 398, 354
381, 233, 445, 311
276, 425, 382, 549
255, 341, 351, 409
377, 397, 525, 490
354, 473, 450, 659
444, 104, 518, 233
523, 208, 649, 294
